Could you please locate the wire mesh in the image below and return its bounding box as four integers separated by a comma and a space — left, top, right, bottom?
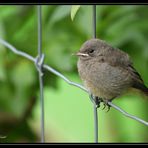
37, 5, 45, 142
92, 5, 99, 143
0, 5, 148, 143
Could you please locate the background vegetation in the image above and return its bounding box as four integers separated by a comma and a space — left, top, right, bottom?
0, 5, 148, 143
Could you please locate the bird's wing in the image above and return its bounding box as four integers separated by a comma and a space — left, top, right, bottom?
105, 47, 144, 84
127, 64, 144, 84
128, 64, 148, 96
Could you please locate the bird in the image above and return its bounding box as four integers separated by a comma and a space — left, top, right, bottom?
76, 38, 148, 110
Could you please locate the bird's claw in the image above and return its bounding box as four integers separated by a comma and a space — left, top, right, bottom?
102, 103, 106, 110
89, 94, 111, 111
102, 99, 111, 112
106, 105, 110, 112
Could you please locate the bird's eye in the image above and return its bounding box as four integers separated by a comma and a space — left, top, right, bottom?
88, 49, 94, 54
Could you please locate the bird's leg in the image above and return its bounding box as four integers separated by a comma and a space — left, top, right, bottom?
101, 102, 106, 110
89, 94, 101, 108
102, 99, 112, 112
95, 97, 102, 108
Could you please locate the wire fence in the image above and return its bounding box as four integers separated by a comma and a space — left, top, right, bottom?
0, 5, 148, 143
92, 5, 98, 143
37, 5, 45, 142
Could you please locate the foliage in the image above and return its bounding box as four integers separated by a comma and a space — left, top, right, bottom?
0, 5, 148, 143
70, 5, 80, 21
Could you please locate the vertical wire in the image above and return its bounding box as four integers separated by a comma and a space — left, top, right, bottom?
92, 5, 98, 143
37, 5, 45, 142
93, 104, 98, 143
38, 5, 42, 56
93, 5, 96, 38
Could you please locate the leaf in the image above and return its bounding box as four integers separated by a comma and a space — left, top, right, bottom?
71, 5, 80, 21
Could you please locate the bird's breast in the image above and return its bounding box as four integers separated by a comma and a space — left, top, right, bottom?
77, 59, 132, 99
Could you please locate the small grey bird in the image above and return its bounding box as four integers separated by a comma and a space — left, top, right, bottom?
76, 38, 148, 109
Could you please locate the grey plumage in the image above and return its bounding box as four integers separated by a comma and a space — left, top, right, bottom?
77, 38, 148, 101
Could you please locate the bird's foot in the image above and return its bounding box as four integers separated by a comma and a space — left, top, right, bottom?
102, 99, 111, 112
89, 94, 101, 108
89, 94, 112, 112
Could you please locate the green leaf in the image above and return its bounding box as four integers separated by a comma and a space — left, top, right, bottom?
71, 5, 80, 21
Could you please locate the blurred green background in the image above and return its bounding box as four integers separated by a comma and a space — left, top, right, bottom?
0, 5, 148, 143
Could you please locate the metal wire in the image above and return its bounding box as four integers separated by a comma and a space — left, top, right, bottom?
0, 38, 148, 128
108, 102, 148, 126
0, 38, 87, 91
93, 5, 96, 39
93, 105, 98, 143
89, 94, 99, 143
37, 5, 45, 142
92, 5, 98, 143
38, 6, 42, 57
0, 5, 148, 143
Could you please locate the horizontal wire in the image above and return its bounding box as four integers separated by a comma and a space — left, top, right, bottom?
0, 38, 148, 127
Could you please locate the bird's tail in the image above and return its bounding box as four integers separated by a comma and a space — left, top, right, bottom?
133, 82, 148, 96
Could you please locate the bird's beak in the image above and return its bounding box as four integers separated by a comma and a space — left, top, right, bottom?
73, 52, 89, 57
